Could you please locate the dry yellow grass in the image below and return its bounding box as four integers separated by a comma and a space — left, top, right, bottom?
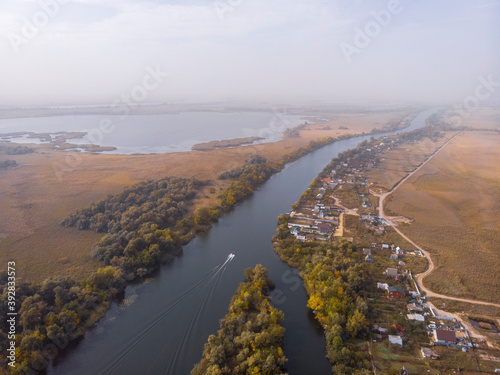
300, 112, 398, 140
0, 111, 402, 282
461, 107, 500, 131
384, 131, 500, 302
367, 131, 457, 192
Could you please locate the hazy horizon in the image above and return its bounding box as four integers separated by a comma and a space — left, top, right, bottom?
1, 0, 499, 107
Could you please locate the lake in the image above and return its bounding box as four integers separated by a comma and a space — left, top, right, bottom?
0, 112, 304, 154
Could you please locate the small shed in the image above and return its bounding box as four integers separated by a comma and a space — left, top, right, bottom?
389, 335, 403, 347
421, 347, 439, 359
386, 268, 398, 277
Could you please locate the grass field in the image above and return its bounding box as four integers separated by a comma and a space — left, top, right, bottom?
0, 111, 404, 282
384, 130, 500, 303
462, 107, 500, 131
367, 131, 457, 193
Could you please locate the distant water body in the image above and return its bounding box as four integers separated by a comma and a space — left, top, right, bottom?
0, 112, 305, 154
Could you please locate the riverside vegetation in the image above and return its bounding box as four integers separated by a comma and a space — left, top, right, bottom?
191, 265, 288, 375
274, 226, 373, 374
0, 135, 342, 373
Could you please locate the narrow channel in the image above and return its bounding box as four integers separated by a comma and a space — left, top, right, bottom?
47, 109, 435, 375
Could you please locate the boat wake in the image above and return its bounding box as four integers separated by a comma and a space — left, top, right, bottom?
100, 253, 236, 375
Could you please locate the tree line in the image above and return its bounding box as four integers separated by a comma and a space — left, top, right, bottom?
0, 160, 16, 169
60, 177, 204, 280
0, 145, 34, 155
0, 266, 125, 374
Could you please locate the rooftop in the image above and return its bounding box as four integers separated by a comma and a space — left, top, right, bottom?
435, 329, 456, 342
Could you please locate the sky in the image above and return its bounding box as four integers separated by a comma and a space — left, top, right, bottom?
0, 0, 499, 106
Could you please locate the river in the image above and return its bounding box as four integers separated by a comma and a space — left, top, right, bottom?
46, 109, 435, 375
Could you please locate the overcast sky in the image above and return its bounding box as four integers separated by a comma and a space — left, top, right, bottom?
0, 0, 499, 106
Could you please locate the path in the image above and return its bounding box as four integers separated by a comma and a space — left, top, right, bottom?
374, 131, 500, 309
331, 196, 359, 216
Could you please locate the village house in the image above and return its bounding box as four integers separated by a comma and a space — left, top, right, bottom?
392, 323, 406, 336
388, 286, 405, 299
360, 214, 377, 222
386, 268, 398, 278
316, 222, 331, 235
407, 314, 425, 322
390, 253, 399, 260
420, 347, 439, 359
373, 325, 388, 336
434, 329, 457, 346
363, 248, 372, 256
377, 282, 389, 290
296, 234, 306, 242
407, 303, 424, 313
389, 335, 403, 347
382, 244, 390, 250
365, 255, 374, 262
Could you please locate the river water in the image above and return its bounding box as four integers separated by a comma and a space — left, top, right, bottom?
46, 110, 434, 375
